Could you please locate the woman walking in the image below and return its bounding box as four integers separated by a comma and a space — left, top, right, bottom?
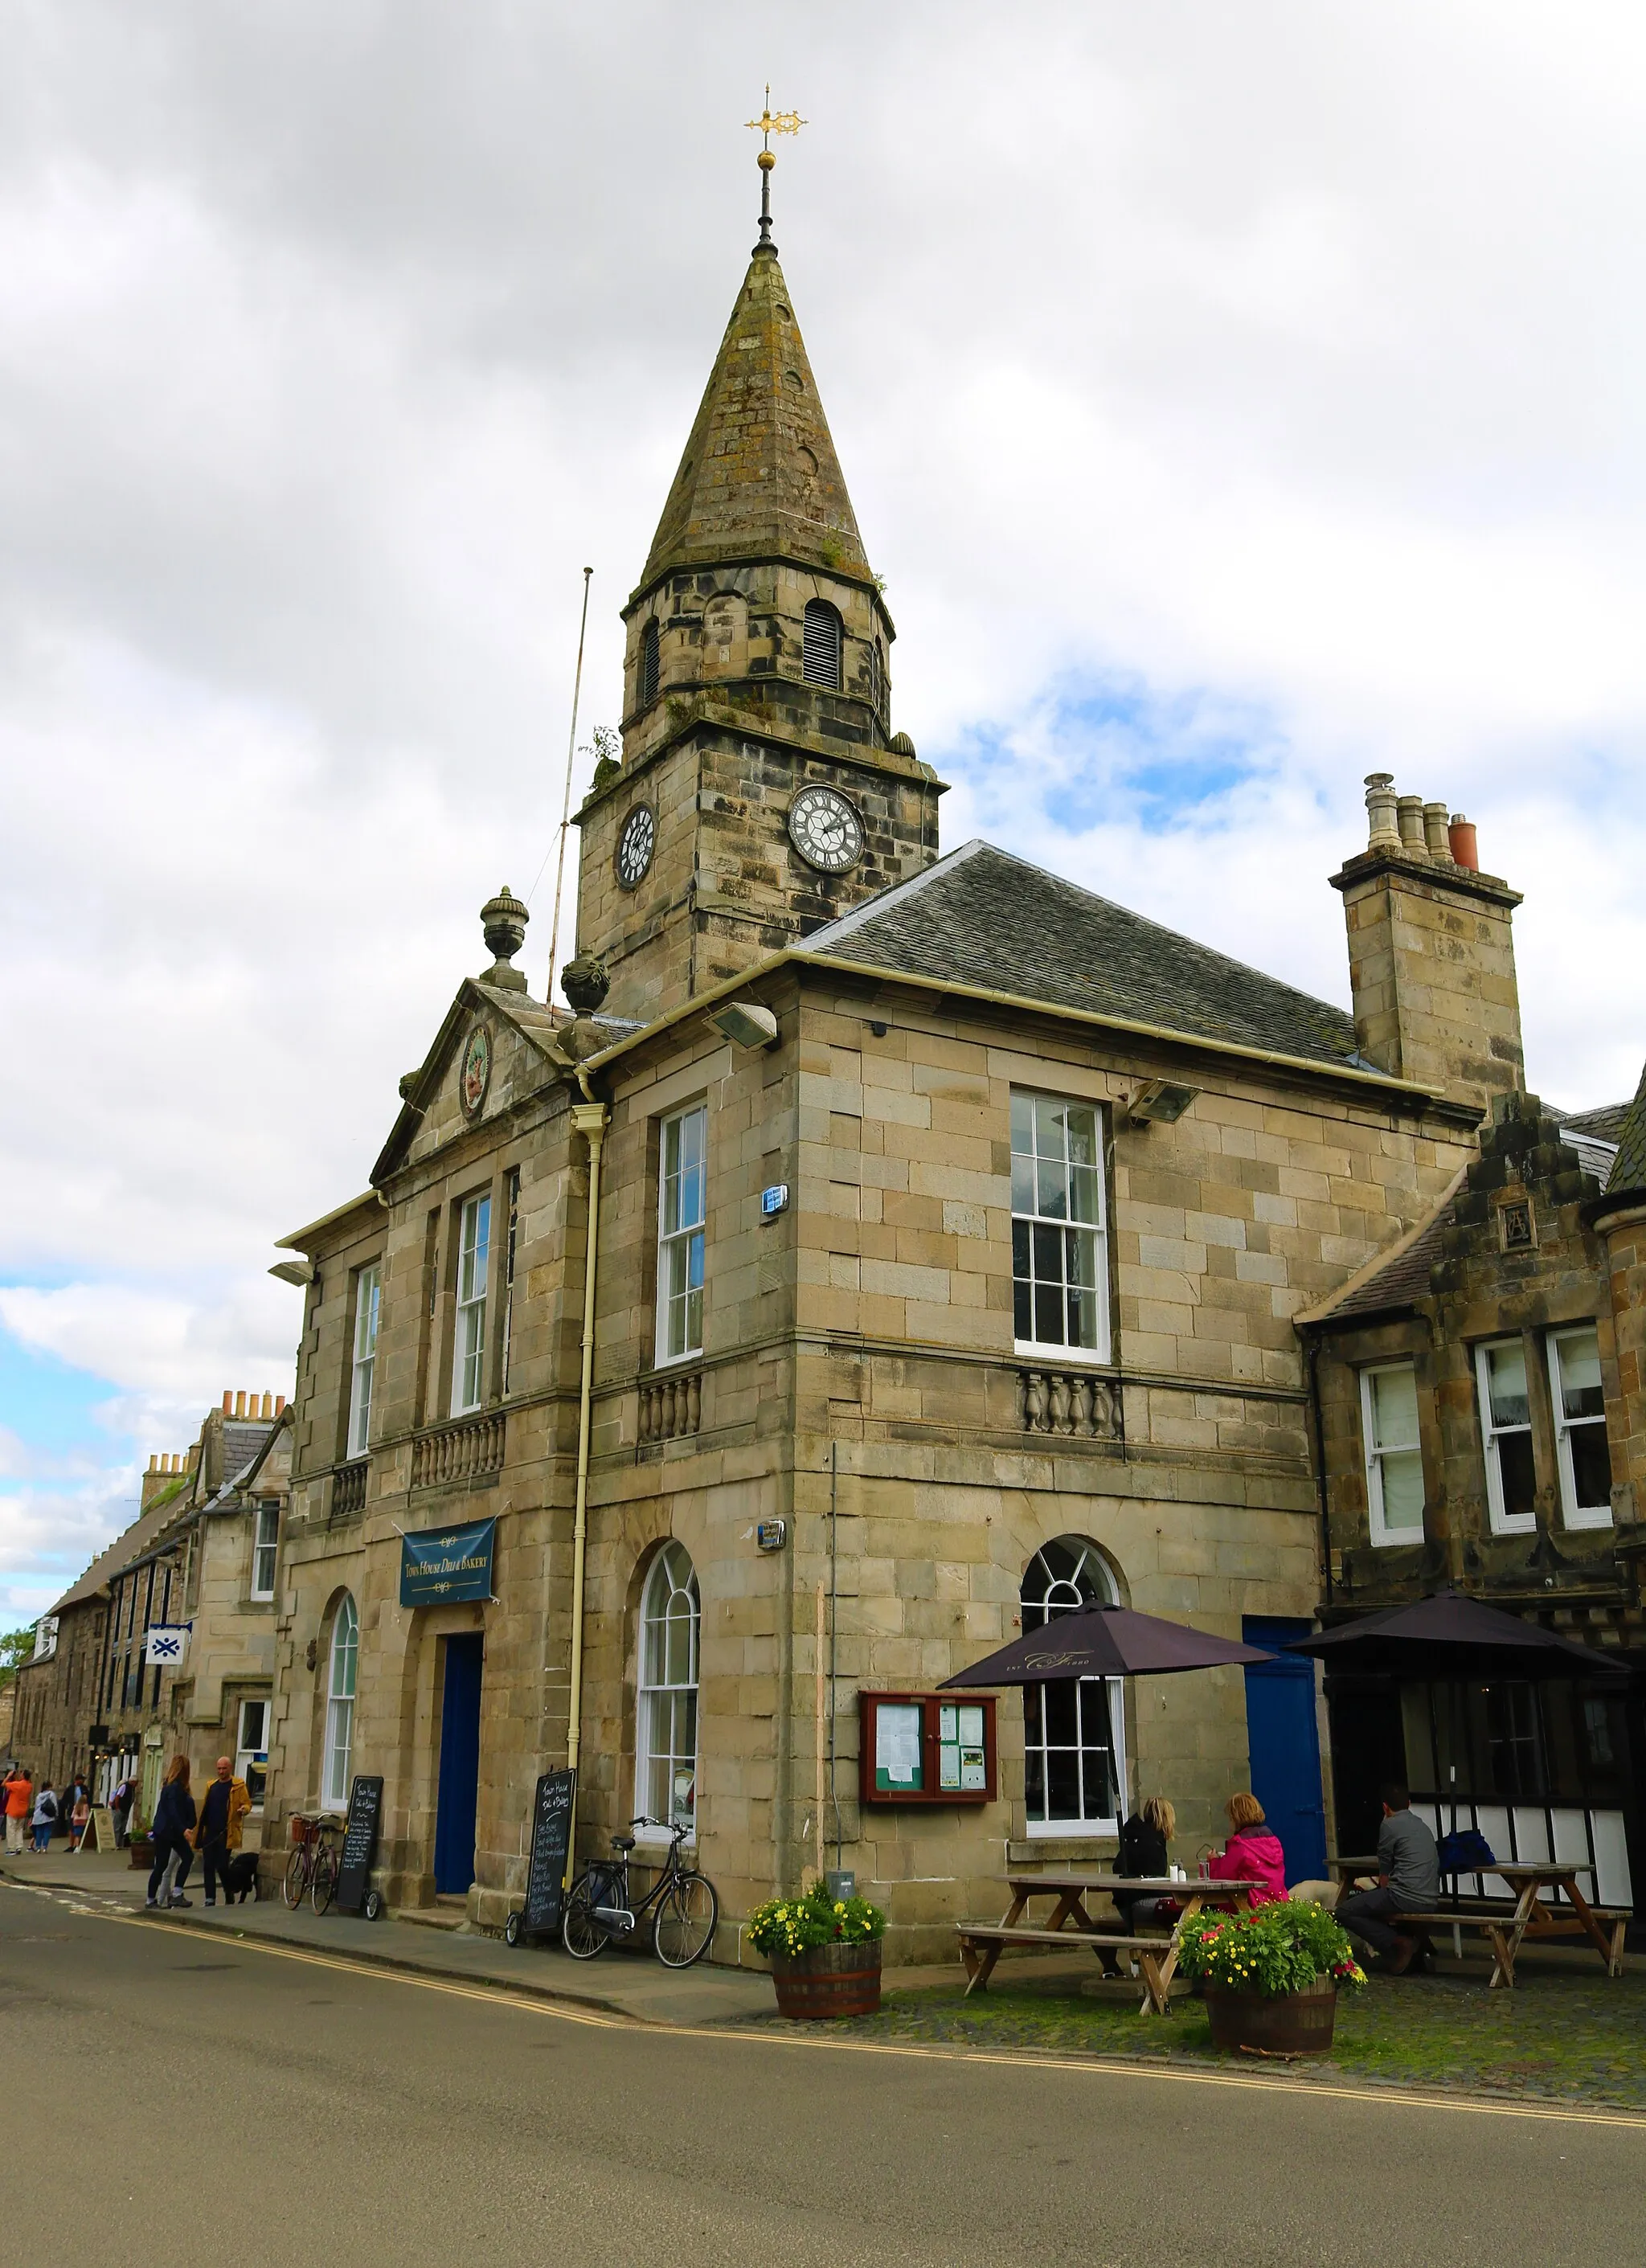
31, 1782, 59, 1853
145, 1757, 197, 1910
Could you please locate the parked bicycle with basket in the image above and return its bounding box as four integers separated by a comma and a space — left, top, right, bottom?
560, 1816, 718, 1967
284, 1813, 343, 1916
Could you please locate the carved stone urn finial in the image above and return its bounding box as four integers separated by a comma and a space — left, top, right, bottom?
560, 952, 610, 1017
480, 885, 530, 992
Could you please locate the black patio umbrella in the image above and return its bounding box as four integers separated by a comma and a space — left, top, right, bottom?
942, 1603, 1275, 1686
1282, 1589, 1628, 1682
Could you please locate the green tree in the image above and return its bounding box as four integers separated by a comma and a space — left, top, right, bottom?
0, 1626, 38, 1691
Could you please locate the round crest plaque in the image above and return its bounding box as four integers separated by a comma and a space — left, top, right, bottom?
459, 1023, 491, 1120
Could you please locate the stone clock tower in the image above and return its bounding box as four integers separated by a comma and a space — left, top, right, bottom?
573, 177, 945, 1025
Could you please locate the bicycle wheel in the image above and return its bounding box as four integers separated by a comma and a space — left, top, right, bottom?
282, 1848, 307, 1910
653, 1871, 718, 1968
310, 1838, 338, 1917
561, 1873, 610, 1960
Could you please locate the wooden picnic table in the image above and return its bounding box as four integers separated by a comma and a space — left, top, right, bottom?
957, 1872, 1266, 2015
1328, 1854, 1628, 1986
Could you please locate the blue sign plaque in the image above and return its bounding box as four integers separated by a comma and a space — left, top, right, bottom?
399, 1516, 497, 1608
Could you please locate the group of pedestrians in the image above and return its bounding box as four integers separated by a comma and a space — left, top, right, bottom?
145, 1754, 253, 1910
2, 1765, 91, 1852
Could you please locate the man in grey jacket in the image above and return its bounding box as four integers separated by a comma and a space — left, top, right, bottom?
1338, 1784, 1440, 1972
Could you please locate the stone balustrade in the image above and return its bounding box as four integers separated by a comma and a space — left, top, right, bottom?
330, 1459, 368, 1520
640, 1369, 702, 1444
1017, 1366, 1123, 1441
410, 1411, 506, 1490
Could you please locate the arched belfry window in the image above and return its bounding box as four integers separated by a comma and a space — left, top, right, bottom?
870, 637, 886, 718
322, 1592, 358, 1812
637, 1541, 700, 1835
1020, 1537, 1125, 1836
639, 617, 661, 708
802, 599, 842, 690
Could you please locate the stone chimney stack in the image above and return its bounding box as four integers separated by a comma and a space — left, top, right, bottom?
1331, 775, 1524, 1115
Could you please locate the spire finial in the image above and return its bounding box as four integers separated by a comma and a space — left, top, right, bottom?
745, 85, 805, 252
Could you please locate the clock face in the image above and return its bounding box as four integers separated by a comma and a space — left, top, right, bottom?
788, 784, 864, 874
616, 804, 656, 889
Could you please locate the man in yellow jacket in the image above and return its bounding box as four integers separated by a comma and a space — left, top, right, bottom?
194, 1756, 253, 1906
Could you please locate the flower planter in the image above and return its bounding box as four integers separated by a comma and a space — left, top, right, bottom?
129, 1840, 154, 1870
769, 1938, 882, 2020
1205, 1976, 1337, 2058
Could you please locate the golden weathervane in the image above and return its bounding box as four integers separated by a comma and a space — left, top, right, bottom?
746, 86, 805, 247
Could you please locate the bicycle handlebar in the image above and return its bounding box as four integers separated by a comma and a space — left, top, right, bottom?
628, 1814, 687, 1841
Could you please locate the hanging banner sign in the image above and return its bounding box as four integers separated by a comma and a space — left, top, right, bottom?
144, 1624, 190, 1667
399, 1517, 497, 1608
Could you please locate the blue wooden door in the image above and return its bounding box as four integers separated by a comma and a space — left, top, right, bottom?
1241, 1616, 1327, 1883
434, 1635, 484, 1896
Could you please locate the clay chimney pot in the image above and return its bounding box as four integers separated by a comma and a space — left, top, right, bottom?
1448, 813, 1479, 870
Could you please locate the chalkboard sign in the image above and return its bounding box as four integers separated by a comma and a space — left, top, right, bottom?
335, 1775, 384, 1914
522, 1769, 576, 1936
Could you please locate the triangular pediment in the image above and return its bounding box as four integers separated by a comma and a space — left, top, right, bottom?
372, 981, 569, 1184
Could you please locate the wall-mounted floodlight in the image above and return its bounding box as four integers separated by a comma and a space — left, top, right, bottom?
708, 1000, 780, 1050
1126, 1079, 1198, 1128
268, 1259, 314, 1286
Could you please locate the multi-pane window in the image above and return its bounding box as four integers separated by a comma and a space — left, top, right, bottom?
452, 1193, 491, 1414
1360, 1363, 1426, 1546
1011, 1092, 1108, 1358
501, 1166, 520, 1394
1548, 1326, 1612, 1529
657, 1106, 706, 1363
322, 1595, 358, 1812
235, 1699, 269, 1806
347, 1263, 380, 1458
637, 1541, 699, 1836
1476, 1338, 1537, 1534
802, 599, 842, 689
251, 1501, 279, 1600
1021, 1537, 1124, 1836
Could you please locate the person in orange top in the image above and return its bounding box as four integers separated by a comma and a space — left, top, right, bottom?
3, 1766, 35, 1856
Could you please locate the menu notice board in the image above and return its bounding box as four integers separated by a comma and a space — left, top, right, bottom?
858, 1692, 997, 1806
522, 1768, 577, 1936
334, 1775, 384, 1913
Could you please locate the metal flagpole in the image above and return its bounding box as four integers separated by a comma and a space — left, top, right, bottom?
546, 566, 593, 1001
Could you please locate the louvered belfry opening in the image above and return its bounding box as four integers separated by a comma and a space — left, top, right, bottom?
639, 618, 661, 707
802, 599, 842, 690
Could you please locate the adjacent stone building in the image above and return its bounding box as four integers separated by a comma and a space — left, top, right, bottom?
256, 190, 1539, 1959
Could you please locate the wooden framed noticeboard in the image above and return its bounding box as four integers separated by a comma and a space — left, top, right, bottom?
858, 1691, 997, 1807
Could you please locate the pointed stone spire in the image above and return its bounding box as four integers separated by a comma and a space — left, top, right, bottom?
637, 247, 871, 592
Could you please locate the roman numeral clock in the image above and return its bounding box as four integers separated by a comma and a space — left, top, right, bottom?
788, 784, 864, 874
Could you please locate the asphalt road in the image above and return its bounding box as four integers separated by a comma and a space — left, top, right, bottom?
2, 1878, 1640, 2268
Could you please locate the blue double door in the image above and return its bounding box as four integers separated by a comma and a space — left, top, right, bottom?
1241, 1616, 1327, 1884
434, 1635, 484, 1897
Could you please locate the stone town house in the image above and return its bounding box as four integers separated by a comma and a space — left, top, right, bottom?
10, 1393, 289, 1834
261, 205, 1562, 1959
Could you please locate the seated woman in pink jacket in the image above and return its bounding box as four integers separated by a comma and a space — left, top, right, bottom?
1205, 1792, 1288, 1906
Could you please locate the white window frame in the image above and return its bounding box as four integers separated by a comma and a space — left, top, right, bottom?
656, 1104, 706, 1366
1547, 1325, 1613, 1531
235, 1698, 269, 1807
250, 1500, 280, 1601
636, 1542, 700, 1844
1020, 1537, 1126, 1839
347, 1262, 381, 1458
1360, 1362, 1427, 1546
1476, 1337, 1537, 1536
1011, 1091, 1110, 1365
451, 1193, 491, 1415
321, 1595, 358, 1812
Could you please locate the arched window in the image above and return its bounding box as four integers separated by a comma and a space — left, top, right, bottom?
321, 1593, 358, 1811
639, 617, 661, 707
802, 599, 841, 690
1020, 1537, 1125, 1836
637, 1541, 699, 1836
870, 637, 886, 719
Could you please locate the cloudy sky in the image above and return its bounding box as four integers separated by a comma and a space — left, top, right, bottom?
2, 2, 1643, 1623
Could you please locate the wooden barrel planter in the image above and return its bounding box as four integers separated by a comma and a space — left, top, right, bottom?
769, 1938, 882, 2020
1205, 1977, 1338, 2058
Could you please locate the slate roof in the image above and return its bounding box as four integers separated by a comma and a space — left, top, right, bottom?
806, 840, 1361, 1069
1604, 1060, 1646, 1202
1311, 1204, 1456, 1325
1556, 1100, 1634, 1142
47, 1489, 187, 1615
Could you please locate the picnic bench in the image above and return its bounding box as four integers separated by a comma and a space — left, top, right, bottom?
957, 1872, 1263, 2016
1328, 1854, 1628, 1987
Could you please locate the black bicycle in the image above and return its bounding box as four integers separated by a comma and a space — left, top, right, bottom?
562, 1816, 718, 1968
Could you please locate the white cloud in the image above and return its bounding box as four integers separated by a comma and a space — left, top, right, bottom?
1, 2, 1643, 1580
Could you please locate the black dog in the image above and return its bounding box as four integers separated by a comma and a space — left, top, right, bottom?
223, 1851, 262, 1904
